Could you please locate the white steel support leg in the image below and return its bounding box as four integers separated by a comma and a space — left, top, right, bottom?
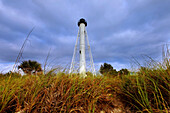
79, 23, 86, 76
85, 29, 96, 75
69, 29, 80, 74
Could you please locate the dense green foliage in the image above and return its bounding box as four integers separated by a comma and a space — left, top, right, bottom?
118, 68, 130, 75
99, 63, 118, 76
99, 63, 130, 77
18, 60, 42, 74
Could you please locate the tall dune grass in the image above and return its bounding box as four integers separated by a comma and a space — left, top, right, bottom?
117, 68, 169, 113
0, 73, 123, 113
0, 63, 169, 113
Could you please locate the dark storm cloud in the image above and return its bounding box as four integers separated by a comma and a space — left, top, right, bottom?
0, 0, 170, 72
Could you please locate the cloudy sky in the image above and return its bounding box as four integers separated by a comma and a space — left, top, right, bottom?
0, 0, 170, 73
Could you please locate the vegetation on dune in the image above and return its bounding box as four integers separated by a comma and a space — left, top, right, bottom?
99, 63, 130, 77
99, 63, 118, 77
118, 68, 170, 112
0, 60, 169, 113
18, 60, 42, 75
0, 73, 120, 113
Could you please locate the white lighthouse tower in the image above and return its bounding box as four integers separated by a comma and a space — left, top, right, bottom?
69, 18, 96, 77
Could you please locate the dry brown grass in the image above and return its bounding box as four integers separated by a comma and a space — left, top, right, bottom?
0, 68, 169, 113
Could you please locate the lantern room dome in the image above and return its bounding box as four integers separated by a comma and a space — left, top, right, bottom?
78, 18, 87, 27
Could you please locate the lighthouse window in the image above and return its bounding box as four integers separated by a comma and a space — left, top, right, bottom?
79, 50, 81, 54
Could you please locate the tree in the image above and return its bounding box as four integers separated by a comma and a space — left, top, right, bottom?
18, 60, 42, 75
99, 63, 118, 76
118, 68, 129, 75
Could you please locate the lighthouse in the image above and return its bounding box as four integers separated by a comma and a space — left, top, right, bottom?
78, 19, 87, 75
70, 18, 96, 77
